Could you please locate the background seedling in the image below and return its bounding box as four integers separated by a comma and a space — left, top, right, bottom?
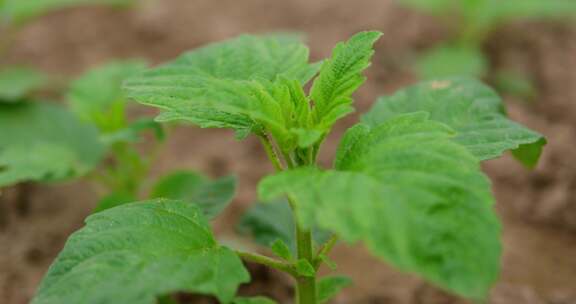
398, 0, 576, 98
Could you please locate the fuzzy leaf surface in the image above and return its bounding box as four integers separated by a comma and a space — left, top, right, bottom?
124, 34, 320, 143
259, 113, 501, 300
32, 199, 250, 304
151, 171, 236, 219
363, 78, 545, 167
0, 102, 105, 186
310, 31, 382, 129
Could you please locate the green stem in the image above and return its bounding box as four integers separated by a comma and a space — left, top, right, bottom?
236, 250, 297, 277
258, 134, 284, 172
295, 228, 317, 304
313, 235, 338, 270
259, 140, 319, 303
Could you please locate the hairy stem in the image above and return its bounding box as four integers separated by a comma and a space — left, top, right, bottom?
258, 134, 284, 172
236, 250, 297, 277
260, 141, 320, 303
295, 228, 317, 304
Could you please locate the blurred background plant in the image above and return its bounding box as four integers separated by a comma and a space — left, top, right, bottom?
0, 0, 234, 216
397, 0, 576, 99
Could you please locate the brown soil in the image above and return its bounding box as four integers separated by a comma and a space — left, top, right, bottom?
1, 0, 576, 303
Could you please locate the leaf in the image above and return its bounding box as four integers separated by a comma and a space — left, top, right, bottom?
124, 34, 320, 144
493, 70, 536, 100
100, 118, 165, 145
362, 77, 546, 167
32, 199, 250, 304
317, 254, 337, 270
92, 191, 136, 213
233, 296, 278, 304
317, 276, 352, 303
416, 44, 488, 78
271, 239, 292, 261
151, 171, 236, 219
259, 113, 501, 300
1, 0, 135, 25
0, 102, 105, 187
295, 259, 316, 277
0, 67, 46, 102
67, 60, 147, 130
237, 199, 330, 252
310, 31, 382, 130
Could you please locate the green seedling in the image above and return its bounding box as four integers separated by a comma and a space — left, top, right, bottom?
399, 0, 576, 90
32, 31, 545, 304
0, 59, 229, 221
0, 0, 142, 189
0, 0, 135, 26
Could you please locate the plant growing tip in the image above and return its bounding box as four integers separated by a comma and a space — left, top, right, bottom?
31, 30, 544, 304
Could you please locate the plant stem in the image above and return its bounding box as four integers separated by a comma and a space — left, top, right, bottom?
258, 134, 284, 172
314, 235, 338, 270
295, 228, 317, 304
259, 140, 319, 303
236, 250, 297, 277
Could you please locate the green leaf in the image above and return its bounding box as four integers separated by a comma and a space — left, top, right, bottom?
92, 191, 136, 213
233, 296, 278, 304
124, 34, 320, 144
310, 31, 382, 129
317, 276, 352, 303
493, 70, 536, 100
1, 0, 135, 25
317, 254, 337, 270
259, 113, 501, 300
237, 199, 330, 252
237, 199, 294, 248
151, 171, 236, 219
295, 259, 316, 277
32, 199, 250, 304
363, 77, 546, 167
67, 60, 147, 130
0, 102, 105, 187
100, 118, 165, 145
416, 45, 488, 78
0, 67, 46, 102
270, 239, 292, 261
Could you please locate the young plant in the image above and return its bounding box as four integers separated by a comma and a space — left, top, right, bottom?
32, 31, 545, 304
0, 0, 140, 188
0, 0, 134, 26
399, 0, 576, 96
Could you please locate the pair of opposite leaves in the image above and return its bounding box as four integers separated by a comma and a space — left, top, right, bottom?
31, 31, 545, 304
